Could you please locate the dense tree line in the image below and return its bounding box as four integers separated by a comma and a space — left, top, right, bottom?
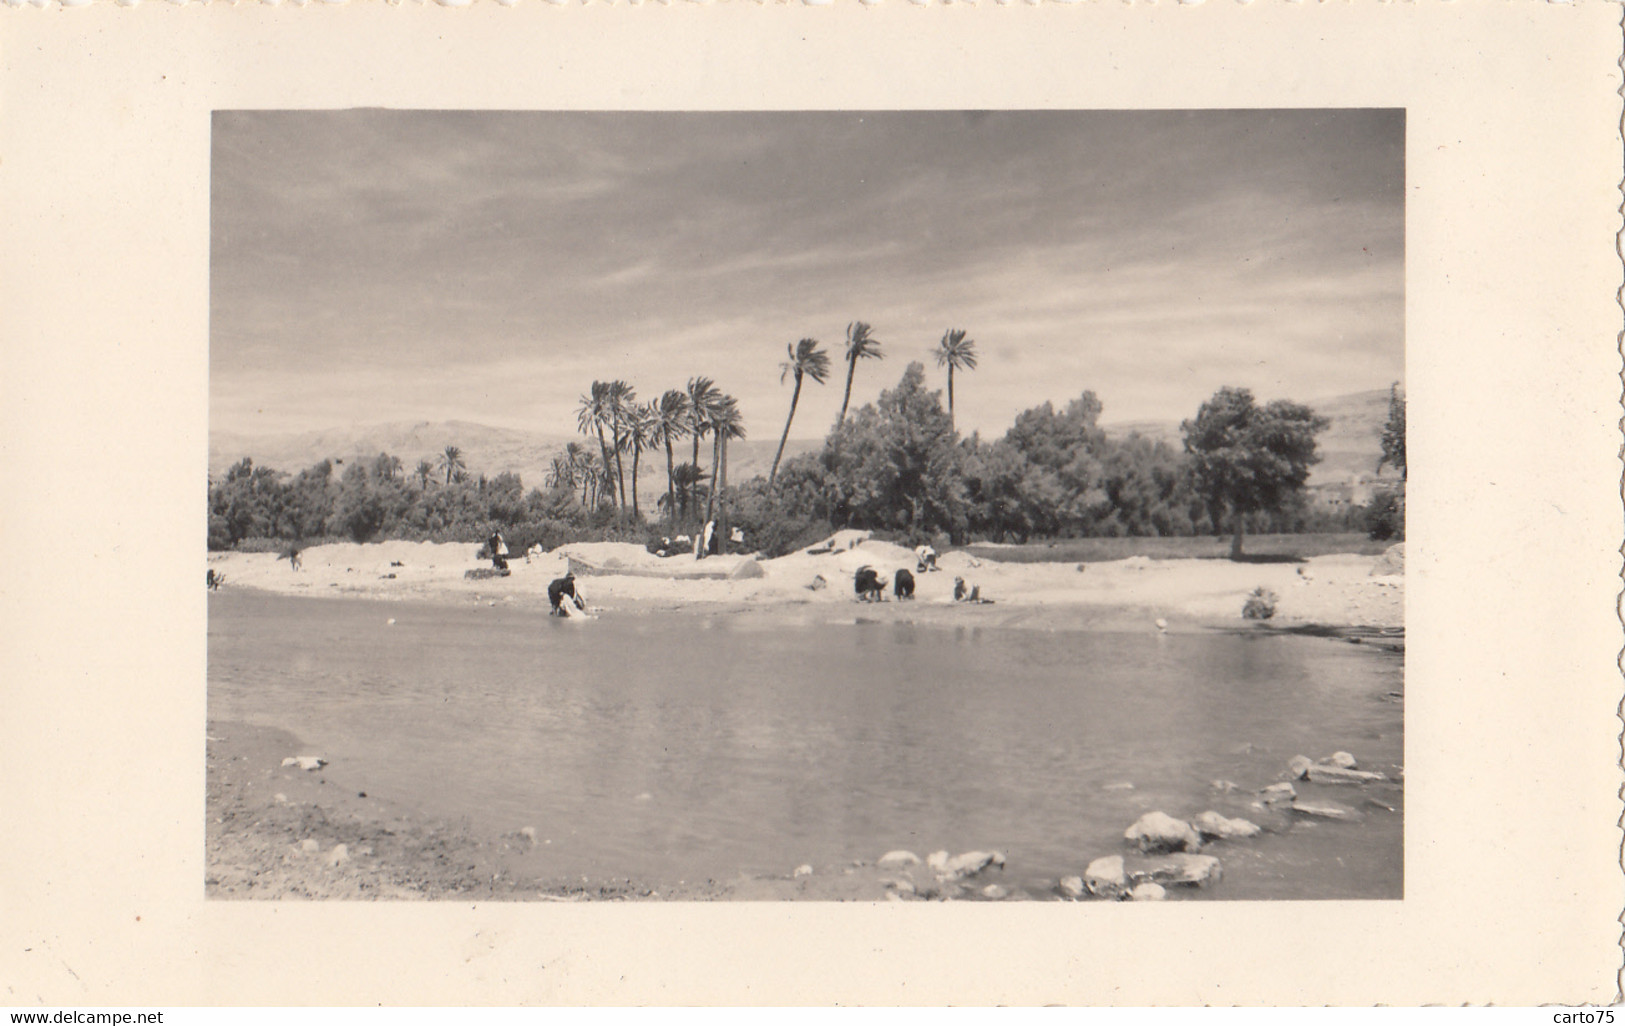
211, 335, 1400, 556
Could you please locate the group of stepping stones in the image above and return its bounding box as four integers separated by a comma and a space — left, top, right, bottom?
1065, 750, 1397, 901
834, 750, 1398, 901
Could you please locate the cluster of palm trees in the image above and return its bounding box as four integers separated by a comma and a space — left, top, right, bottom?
559, 377, 745, 529
555, 324, 980, 528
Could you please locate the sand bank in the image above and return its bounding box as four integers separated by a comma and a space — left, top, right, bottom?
206, 536, 1403, 632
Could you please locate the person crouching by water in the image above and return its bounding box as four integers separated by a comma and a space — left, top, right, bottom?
853, 565, 887, 602
915, 544, 938, 574
548, 572, 585, 616
894, 567, 915, 600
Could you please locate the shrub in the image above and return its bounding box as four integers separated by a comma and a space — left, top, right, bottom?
1363, 489, 1405, 542
1242, 587, 1278, 620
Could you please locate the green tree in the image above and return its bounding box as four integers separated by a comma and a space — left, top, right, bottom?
1180, 386, 1329, 559
771, 337, 831, 486
822, 362, 964, 538
933, 328, 979, 435
835, 320, 882, 429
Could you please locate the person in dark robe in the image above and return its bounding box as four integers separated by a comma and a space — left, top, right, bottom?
548, 572, 584, 616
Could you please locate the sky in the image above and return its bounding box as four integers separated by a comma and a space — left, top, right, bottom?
210, 109, 1404, 441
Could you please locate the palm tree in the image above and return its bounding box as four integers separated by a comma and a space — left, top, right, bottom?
671, 462, 704, 522
835, 320, 882, 428
685, 376, 722, 485
625, 400, 660, 521
576, 382, 618, 507
414, 459, 435, 491
604, 380, 637, 510
438, 445, 465, 486
705, 395, 746, 549
545, 455, 573, 491
772, 337, 831, 485
575, 449, 602, 507
651, 389, 693, 526
933, 328, 979, 434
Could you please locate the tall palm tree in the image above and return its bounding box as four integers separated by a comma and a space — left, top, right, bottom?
414, 459, 435, 491
835, 320, 882, 428
575, 449, 602, 507
771, 337, 831, 486
576, 382, 618, 507
604, 380, 637, 510
933, 328, 979, 434
625, 401, 659, 521
651, 389, 693, 526
545, 455, 573, 491
438, 445, 465, 486
685, 376, 722, 482
563, 441, 591, 504
705, 395, 746, 544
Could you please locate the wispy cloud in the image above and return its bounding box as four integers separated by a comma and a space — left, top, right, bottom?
211, 110, 1404, 439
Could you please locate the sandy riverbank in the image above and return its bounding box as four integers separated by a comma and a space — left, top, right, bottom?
205, 535, 1403, 632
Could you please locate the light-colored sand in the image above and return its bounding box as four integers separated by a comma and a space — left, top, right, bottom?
207, 537, 1403, 630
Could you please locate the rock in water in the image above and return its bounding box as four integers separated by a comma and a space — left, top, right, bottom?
877, 850, 922, 869
1260, 782, 1297, 805
980, 884, 1008, 900
943, 851, 1005, 878
1124, 811, 1202, 853
926, 850, 951, 873
281, 756, 326, 771
1306, 764, 1388, 785
1083, 855, 1128, 899
1129, 882, 1167, 902
1058, 876, 1087, 899
1192, 811, 1263, 840
1287, 755, 1314, 779
1291, 799, 1364, 822
793, 864, 814, 878
1324, 751, 1358, 769
1130, 853, 1223, 888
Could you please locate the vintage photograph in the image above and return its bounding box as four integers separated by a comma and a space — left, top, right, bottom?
204, 109, 1406, 903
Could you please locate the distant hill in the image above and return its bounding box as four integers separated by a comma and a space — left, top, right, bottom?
1101, 388, 1400, 487
209, 420, 822, 493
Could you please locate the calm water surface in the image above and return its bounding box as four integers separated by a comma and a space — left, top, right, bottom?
208, 591, 1403, 899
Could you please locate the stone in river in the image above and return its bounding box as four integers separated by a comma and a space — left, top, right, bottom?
980, 884, 1008, 900
926, 850, 951, 873
1058, 876, 1087, 899
1191, 811, 1262, 840
877, 850, 921, 869
282, 756, 327, 771
1124, 811, 1202, 853
1306, 764, 1388, 785
943, 851, 1006, 878
1128, 882, 1167, 902
1129, 853, 1223, 888
1083, 855, 1128, 899
1287, 755, 1314, 779
1291, 799, 1364, 821
1260, 782, 1297, 805
793, 864, 814, 877
1323, 751, 1358, 769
